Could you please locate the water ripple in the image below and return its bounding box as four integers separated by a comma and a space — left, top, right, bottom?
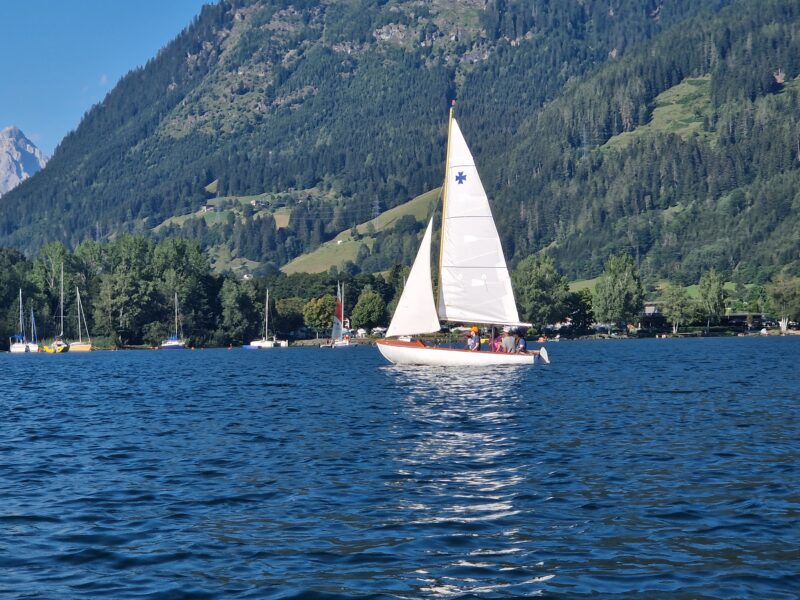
0, 338, 798, 597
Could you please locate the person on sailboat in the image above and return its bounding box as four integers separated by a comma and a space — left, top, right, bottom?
514, 329, 528, 354
466, 326, 481, 351
500, 327, 516, 353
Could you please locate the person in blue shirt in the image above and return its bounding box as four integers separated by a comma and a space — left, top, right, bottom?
467, 326, 481, 351
514, 330, 528, 354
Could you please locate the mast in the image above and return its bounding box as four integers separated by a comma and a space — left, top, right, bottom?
265, 289, 269, 340
59, 262, 64, 337
174, 292, 179, 338
436, 101, 456, 313
76, 288, 91, 344
76, 287, 82, 343
18, 289, 24, 338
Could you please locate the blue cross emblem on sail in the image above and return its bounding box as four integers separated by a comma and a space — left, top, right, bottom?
455, 171, 466, 184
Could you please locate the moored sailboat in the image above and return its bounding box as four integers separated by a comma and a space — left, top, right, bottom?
69, 287, 93, 352
160, 292, 186, 349
44, 263, 69, 353
243, 289, 288, 349
28, 307, 41, 352
376, 105, 549, 367
322, 282, 353, 348
9, 289, 38, 353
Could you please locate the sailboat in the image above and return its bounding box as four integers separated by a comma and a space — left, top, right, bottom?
160, 292, 186, 349
376, 105, 549, 367
29, 307, 40, 352
9, 289, 38, 353
69, 287, 93, 352
243, 289, 288, 349
322, 281, 353, 348
44, 263, 69, 353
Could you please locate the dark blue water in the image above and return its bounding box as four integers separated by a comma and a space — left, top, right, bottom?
1, 337, 798, 599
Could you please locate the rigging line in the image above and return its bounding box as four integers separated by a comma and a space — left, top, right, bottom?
440, 266, 510, 270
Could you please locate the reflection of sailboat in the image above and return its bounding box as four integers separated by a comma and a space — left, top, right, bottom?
69, 287, 93, 352
377, 105, 548, 366
160, 292, 186, 349
322, 281, 354, 348
383, 369, 542, 596
44, 263, 69, 353
9, 289, 38, 353
244, 289, 288, 349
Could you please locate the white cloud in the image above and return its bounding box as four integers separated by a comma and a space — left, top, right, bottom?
99, 74, 109, 86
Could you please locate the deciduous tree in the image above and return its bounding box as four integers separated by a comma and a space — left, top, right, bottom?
303, 294, 336, 336
698, 269, 725, 334
592, 254, 644, 332
661, 285, 693, 334
768, 275, 800, 334
512, 254, 570, 331
350, 287, 386, 330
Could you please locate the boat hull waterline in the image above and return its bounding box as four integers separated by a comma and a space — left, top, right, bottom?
376, 339, 547, 366
69, 342, 93, 353
243, 339, 288, 349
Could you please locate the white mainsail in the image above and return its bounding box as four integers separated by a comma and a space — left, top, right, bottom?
386, 219, 441, 338
437, 118, 526, 327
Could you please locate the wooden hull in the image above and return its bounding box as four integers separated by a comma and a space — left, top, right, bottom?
376, 339, 545, 366
69, 342, 93, 352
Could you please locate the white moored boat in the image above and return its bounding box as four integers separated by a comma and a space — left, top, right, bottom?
244, 289, 288, 349
9, 289, 38, 353
160, 293, 186, 349
376, 104, 549, 367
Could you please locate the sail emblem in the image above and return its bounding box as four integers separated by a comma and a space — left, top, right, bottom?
455, 171, 467, 184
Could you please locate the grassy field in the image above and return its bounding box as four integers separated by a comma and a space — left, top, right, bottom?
152, 187, 330, 232
207, 245, 260, 274
281, 189, 438, 274
568, 277, 599, 292
603, 76, 712, 151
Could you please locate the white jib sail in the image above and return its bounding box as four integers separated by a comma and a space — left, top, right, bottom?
438, 118, 524, 326
386, 218, 441, 338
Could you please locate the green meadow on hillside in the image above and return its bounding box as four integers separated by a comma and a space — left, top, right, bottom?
282, 189, 438, 274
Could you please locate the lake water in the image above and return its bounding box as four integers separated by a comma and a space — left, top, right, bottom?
1, 337, 798, 598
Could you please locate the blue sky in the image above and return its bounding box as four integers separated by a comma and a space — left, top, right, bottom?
0, 0, 210, 156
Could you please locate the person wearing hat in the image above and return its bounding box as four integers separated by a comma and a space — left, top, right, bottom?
500, 326, 516, 353
466, 326, 481, 351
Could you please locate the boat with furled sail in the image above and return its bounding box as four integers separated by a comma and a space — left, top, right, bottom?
243, 289, 288, 349
160, 292, 186, 349
376, 104, 549, 367
9, 289, 39, 353
69, 287, 93, 352
44, 263, 69, 353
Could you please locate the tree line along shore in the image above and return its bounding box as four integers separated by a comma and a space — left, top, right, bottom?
2, 236, 799, 351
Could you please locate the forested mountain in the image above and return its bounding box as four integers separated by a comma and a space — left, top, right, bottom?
1, 0, 798, 284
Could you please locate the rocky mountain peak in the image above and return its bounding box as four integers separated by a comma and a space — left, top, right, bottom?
0, 126, 48, 197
